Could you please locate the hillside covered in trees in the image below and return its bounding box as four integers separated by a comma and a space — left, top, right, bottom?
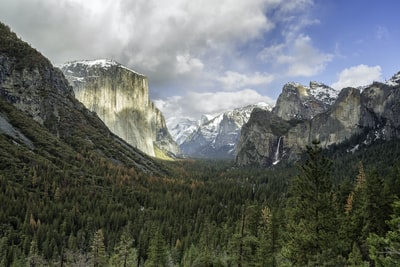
1, 127, 400, 266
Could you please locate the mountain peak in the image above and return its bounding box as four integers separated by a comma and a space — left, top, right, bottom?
309, 81, 339, 105
386, 71, 400, 87
59, 59, 144, 76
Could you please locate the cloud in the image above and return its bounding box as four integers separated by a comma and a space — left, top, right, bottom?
154, 89, 274, 120
217, 71, 275, 91
331, 64, 382, 90
0, 0, 318, 88
259, 34, 333, 77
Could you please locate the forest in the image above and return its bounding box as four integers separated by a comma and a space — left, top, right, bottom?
1, 124, 400, 267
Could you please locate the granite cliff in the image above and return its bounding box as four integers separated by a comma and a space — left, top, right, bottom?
0, 22, 163, 174
60, 60, 180, 158
236, 75, 400, 166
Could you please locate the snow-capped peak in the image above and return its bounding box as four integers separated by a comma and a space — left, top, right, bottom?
386, 72, 400, 87
308, 81, 339, 105
59, 59, 144, 76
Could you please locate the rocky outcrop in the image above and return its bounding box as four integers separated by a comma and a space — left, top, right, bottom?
0, 22, 163, 174
272, 81, 338, 121
60, 60, 180, 158
236, 74, 400, 167
180, 103, 271, 159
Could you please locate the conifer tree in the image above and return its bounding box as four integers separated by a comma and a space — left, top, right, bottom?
368, 200, 400, 266
343, 164, 392, 262
109, 224, 137, 267
145, 228, 168, 267
89, 229, 107, 267
26, 236, 45, 267
282, 141, 341, 266
256, 206, 276, 267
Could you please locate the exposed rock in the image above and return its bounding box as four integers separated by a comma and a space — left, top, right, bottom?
236, 75, 400, 167
60, 60, 181, 158
272, 81, 338, 121
180, 103, 272, 159
0, 22, 163, 174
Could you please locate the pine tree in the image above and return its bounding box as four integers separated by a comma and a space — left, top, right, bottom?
368, 200, 400, 266
255, 206, 276, 267
26, 237, 45, 267
228, 206, 259, 267
282, 141, 341, 266
343, 164, 392, 262
109, 224, 138, 267
145, 228, 168, 267
89, 229, 107, 267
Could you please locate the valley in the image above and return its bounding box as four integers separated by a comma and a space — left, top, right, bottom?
1, 20, 400, 266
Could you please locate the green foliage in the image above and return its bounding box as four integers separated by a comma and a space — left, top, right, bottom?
368, 200, 400, 266
145, 229, 168, 267
283, 141, 341, 266
89, 229, 107, 267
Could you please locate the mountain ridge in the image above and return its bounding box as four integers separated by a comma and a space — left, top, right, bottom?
236, 74, 400, 167
178, 103, 272, 158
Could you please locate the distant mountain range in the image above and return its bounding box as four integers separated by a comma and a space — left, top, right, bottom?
169, 103, 272, 159
2, 19, 400, 168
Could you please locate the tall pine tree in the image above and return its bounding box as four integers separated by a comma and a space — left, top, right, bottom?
282, 141, 342, 266
89, 229, 107, 267
368, 200, 400, 266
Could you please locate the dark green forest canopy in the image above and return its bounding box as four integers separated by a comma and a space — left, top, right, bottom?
1, 116, 400, 266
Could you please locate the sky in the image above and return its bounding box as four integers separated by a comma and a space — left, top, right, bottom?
1, 0, 400, 122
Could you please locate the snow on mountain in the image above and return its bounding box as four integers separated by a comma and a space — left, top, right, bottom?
309, 81, 339, 105
59, 59, 144, 78
179, 103, 272, 158
167, 117, 199, 145
386, 72, 400, 87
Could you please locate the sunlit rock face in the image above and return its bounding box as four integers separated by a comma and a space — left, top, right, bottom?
236, 74, 400, 167
272, 81, 338, 121
60, 60, 180, 158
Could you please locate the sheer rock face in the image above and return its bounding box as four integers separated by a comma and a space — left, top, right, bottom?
236, 75, 400, 167
60, 60, 180, 158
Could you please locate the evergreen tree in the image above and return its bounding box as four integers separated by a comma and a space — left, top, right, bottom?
343, 164, 392, 262
256, 206, 277, 267
368, 200, 400, 266
282, 141, 341, 266
342, 162, 369, 260
145, 228, 168, 267
89, 229, 107, 267
26, 237, 45, 267
109, 224, 138, 267
228, 206, 258, 267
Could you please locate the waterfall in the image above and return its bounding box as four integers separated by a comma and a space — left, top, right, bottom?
273, 136, 282, 165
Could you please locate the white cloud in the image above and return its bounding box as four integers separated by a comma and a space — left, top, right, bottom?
259, 34, 333, 77
154, 89, 274, 120
0, 0, 316, 89
175, 54, 204, 74
331, 64, 382, 90
217, 71, 275, 91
